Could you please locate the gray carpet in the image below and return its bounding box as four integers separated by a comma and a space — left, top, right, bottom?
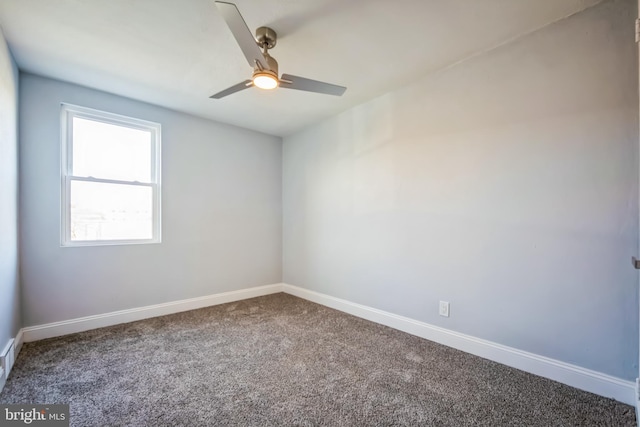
0, 293, 635, 426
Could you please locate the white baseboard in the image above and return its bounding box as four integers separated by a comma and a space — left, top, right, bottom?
282, 283, 636, 406
21, 283, 285, 343
14, 329, 23, 357
11, 282, 636, 408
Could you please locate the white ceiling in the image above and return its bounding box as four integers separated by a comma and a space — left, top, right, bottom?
0, 0, 602, 136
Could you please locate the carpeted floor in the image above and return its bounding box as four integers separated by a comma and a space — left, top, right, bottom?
0, 293, 635, 426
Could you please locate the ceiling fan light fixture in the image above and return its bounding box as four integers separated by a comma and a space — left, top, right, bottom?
253, 71, 279, 90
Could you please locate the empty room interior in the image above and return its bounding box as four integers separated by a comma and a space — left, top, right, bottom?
0, 0, 639, 425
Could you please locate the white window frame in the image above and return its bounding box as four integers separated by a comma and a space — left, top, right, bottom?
60, 103, 162, 247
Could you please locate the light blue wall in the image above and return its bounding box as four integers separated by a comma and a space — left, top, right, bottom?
0, 28, 20, 351
19, 74, 282, 326
283, 0, 638, 380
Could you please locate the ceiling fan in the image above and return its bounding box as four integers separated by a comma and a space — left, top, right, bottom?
211, 1, 346, 99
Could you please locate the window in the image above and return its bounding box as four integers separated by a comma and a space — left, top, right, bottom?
61, 104, 161, 246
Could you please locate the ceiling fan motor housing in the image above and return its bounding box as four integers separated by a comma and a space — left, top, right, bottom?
259, 53, 278, 76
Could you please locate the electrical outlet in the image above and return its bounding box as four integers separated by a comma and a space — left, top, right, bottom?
439, 301, 450, 317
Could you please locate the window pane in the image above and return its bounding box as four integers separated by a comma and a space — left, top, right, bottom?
72, 117, 152, 182
70, 180, 153, 241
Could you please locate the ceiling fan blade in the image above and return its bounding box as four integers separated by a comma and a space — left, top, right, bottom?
210, 80, 253, 99
215, 1, 269, 70
279, 74, 346, 96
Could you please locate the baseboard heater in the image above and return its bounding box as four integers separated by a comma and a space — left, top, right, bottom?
0, 339, 16, 391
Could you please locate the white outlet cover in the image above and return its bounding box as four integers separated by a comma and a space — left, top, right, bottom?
439, 301, 450, 317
